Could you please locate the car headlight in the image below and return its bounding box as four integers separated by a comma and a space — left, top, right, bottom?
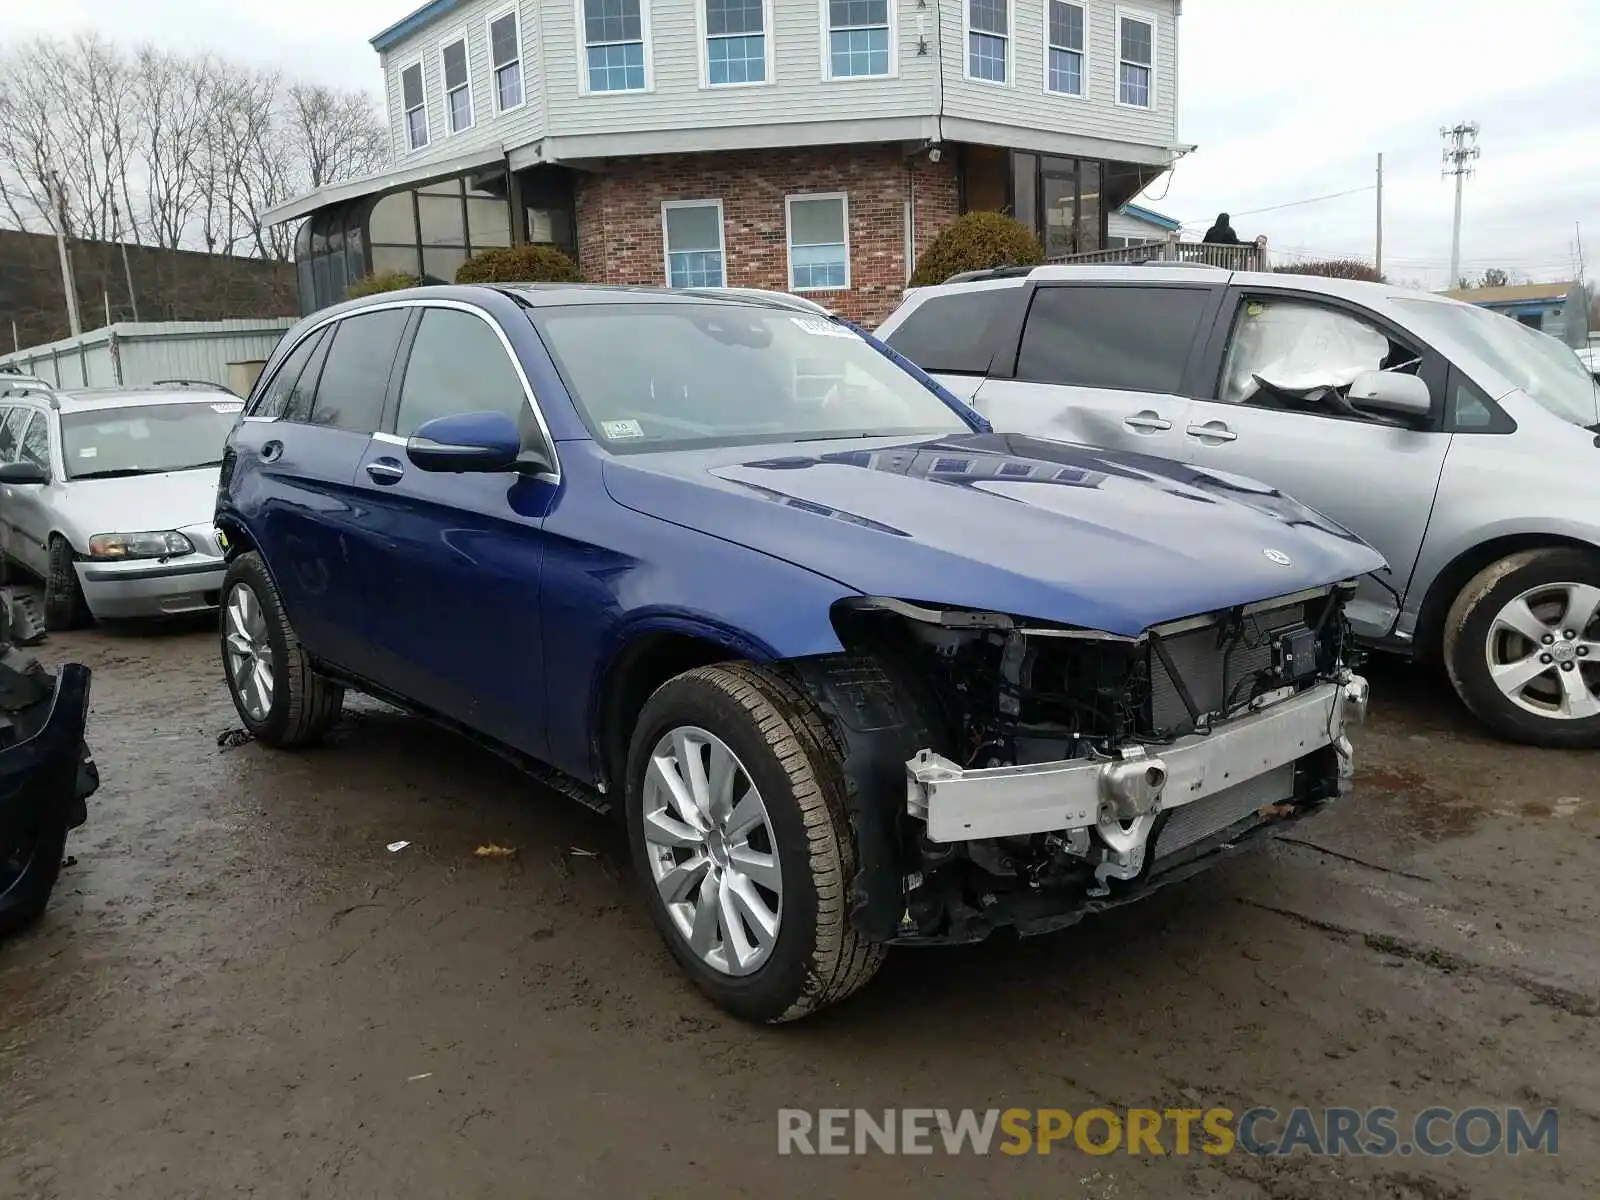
87, 531, 195, 560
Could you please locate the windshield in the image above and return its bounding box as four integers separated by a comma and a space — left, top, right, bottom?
1393, 298, 1600, 429
528, 303, 973, 451
62, 400, 242, 480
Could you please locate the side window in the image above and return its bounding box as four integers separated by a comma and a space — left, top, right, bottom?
0, 407, 29, 462
1218, 297, 1426, 418
883, 289, 1009, 375
1445, 366, 1512, 433
396, 308, 528, 437
308, 310, 410, 434
251, 328, 327, 419
1016, 285, 1211, 393
19, 413, 50, 471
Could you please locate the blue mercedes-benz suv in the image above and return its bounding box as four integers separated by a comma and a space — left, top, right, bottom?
216, 284, 1378, 1022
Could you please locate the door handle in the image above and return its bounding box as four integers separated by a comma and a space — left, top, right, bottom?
1186, 421, 1238, 443
260, 440, 283, 463
1123, 411, 1172, 433
365, 457, 405, 485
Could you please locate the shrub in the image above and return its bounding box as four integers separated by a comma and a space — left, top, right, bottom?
455, 244, 584, 284
1273, 259, 1387, 284
347, 270, 421, 297
910, 211, 1044, 287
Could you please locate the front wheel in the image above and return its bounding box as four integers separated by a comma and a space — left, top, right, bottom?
0, 809, 68, 938
44, 536, 88, 631
220, 552, 344, 748
1443, 548, 1600, 747
624, 662, 885, 1023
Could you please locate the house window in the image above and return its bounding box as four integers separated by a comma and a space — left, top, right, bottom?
488, 9, 525, 111
1046, 1, 1084, 95
826, 0, 890, 78
662, 200, 726, 288
705, 0, 767, 86
584, 0, 648, 92
787, 193, 849, 291
1117, 11, 1154, 107
401, 62, 428, 151
967, 0, 1009, 84
441, 36, 473, 133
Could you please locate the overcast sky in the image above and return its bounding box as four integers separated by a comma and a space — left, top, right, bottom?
6, 0, 1597, 290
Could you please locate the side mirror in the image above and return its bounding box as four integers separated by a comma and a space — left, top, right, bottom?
406, 411, 523, 473
0, 460, 49, 485
1348, 371, 1431, 421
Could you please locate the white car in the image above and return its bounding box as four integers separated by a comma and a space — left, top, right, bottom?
0, 375, 239, 628
1580, 346, 1598, 382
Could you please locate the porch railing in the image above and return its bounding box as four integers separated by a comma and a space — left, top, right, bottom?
1049, 233, 1270, 273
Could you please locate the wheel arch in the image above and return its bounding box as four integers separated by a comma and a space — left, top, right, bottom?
1414, 533, 1600, 661
214, 511, 258, 561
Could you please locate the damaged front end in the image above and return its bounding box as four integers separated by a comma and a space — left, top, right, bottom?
0, 591, 98, 937
827, 585, 1368, 945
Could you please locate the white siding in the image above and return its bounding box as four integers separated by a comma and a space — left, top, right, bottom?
1107, 207, 1166, 240
373, 0, 1175, 163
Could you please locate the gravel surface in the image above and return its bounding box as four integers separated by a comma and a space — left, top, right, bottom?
2, 622, 1596, 1199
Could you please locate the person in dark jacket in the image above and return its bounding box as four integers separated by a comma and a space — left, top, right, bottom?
1202, 213, 1242, 245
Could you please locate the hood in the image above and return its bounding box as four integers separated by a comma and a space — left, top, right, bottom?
601, 432, 1385, 637
57, 467, 221, 538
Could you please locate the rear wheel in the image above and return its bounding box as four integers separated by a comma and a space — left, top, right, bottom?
1443, 548, 1600, 747
624, 662, 885, 1023
0, 808, 68, 938
43, 536, 88, 631
220, 551, 344, 748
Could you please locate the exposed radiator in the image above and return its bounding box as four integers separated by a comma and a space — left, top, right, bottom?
1154, 766, 1294, 860
1149, 601, 1308, 731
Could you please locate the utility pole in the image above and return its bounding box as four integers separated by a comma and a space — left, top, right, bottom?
1441, 122, 1480, 288
111, 200, 140, 322
48, 170, 83, 338
1375, 153, 1384, 276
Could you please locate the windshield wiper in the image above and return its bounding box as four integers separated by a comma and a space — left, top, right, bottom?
70, 467, 152, 480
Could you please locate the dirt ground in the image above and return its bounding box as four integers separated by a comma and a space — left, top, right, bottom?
2, 620, 1597, 1200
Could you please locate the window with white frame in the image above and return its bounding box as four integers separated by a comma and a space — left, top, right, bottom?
967, 0, 1009, 83
826, 0, 890, 78
488, 9, 524, 111
400, 63, 429, 151
441, 36, 473, 132
584, 0, 648, 92
1117, 11, 1153, 106
705, 0, 767, 85
1046, 1, 1084, 95
786, 194, 849, 291
662, 200, 725, 287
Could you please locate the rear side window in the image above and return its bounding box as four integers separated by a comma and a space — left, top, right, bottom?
252, 327, 327, 419
1017, 285, 1211, 393
883, 289, 1008, 375
309, 309, 410, 434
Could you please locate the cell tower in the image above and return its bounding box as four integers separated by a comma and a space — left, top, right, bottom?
1441, 122, 1481, 287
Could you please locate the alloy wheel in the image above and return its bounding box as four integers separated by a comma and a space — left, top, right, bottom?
641, 725, 783, 977
1484, 581, 1600, 720
224, 583, 275, 722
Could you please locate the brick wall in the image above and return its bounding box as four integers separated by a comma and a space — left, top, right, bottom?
573, 144, 960, 326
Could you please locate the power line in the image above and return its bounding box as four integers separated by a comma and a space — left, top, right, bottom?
1181, 184, 1378, 227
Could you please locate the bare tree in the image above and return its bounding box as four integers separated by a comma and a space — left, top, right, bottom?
290, 83, 388, 190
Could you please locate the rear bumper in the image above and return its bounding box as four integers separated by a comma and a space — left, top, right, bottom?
907, 674, 1368, 844
74, 556, 224, 619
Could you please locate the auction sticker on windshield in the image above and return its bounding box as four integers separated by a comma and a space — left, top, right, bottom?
602, 419, 644, 440
791, 317, 854, 339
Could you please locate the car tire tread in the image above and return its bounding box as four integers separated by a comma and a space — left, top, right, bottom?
43, 536, 87, 631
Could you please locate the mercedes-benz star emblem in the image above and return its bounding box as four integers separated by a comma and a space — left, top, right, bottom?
1262, 548, 1293, 566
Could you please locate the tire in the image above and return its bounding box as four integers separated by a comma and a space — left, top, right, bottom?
44, 536, 88, 631
1443, 547, 1600, 748
624, 661, 886, 1023
220, 551, 344, 748
0, 811, 68, 938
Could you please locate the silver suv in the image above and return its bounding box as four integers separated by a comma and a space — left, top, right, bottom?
877, 264, 1600, 747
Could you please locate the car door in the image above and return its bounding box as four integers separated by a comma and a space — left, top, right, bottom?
1179, 288, 1454, 639
968, 280, 1224, 460
5, 410, 58, 575
346, 301, 559, 760
228, 307, 410, 674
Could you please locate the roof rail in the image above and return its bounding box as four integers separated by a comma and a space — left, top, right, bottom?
678, 286, 837, 317
0, 373, 60, 404
152, 378, 238, 395
935, 264, 1039, 286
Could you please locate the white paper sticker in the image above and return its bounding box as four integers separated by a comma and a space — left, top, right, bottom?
211, 402, 244, 414
601, 418, 644, 440
790, 316, 853, 339
78, 446, 98, 458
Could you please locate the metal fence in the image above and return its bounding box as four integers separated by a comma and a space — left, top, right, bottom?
0, 319, 295, 394
1050, 233, 1270, 273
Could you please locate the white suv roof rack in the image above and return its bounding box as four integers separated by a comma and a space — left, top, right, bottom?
0, 372, 60, 404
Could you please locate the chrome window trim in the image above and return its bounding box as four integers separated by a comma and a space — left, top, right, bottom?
242, 297, 562, 485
